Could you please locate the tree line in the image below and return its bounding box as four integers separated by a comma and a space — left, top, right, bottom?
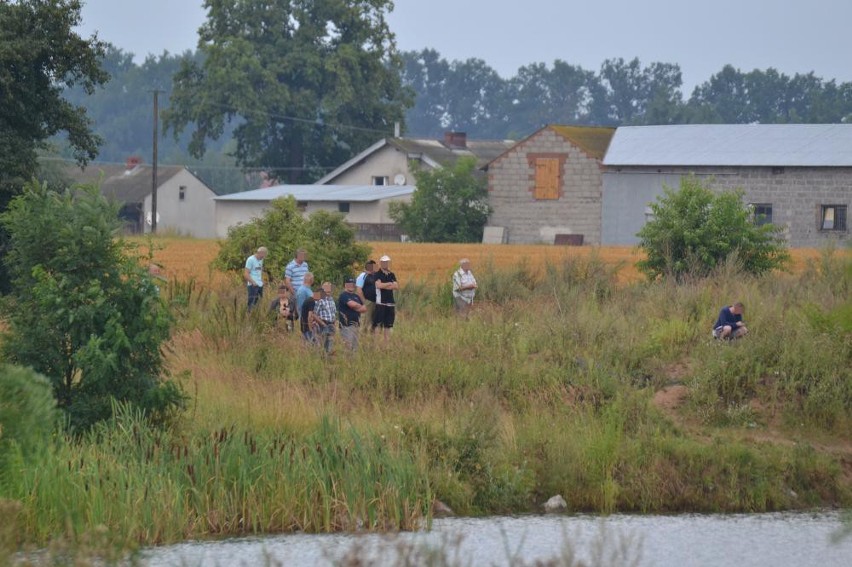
401, 49, 852, 138
59, 49, 852, 181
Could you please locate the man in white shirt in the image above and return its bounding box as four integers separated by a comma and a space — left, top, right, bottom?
452, 258, 477, 318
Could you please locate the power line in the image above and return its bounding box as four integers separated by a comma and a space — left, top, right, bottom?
191, 100, 397, 136
38, 156, 340, 172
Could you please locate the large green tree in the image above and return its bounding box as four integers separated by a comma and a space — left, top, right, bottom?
1, 181, 185, 430
164, 0, 412, 184
389, 157, 489, 243
636, 176, 789, 281
0, 0, 107, 193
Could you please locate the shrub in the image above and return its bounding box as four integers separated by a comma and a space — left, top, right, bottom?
0, 365, 57, 481
0, 181, 186, 430
637, 175, 789, 281
212, 197, 369, 284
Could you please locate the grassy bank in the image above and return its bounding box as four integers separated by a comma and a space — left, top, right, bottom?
1, 244, 850, 554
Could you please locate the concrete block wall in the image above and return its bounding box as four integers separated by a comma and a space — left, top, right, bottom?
603, 166, 852, 247
487, 129, 603, 244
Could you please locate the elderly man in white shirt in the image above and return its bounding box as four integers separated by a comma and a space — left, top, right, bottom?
452, 258, 477, 317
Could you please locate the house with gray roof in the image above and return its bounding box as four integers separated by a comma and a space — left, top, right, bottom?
602, 124, 852, 247
485, 125, 616, 244
315, 132, 515, 187
214, 184, 416, 240
63, 158, 220, 237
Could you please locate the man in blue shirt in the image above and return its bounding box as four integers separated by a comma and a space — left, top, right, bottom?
713, 302, 748, 340
295, 272, 315, 315
243, 246, 268, 312
284, 249, 309, 296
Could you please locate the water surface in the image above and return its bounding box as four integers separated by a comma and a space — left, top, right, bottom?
143, 511, 852, 566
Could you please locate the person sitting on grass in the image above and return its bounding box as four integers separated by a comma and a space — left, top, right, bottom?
712, 302, 748, 340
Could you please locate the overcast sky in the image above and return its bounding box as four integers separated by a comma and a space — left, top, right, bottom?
77, 0, 852, 96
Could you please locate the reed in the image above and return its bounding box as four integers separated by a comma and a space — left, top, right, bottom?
1, 242, 849, 553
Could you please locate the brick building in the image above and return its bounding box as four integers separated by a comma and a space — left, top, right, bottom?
485, 125, 615, 244
601, 124, 852, 247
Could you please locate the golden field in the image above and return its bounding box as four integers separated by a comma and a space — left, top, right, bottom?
139, 237, 836, 286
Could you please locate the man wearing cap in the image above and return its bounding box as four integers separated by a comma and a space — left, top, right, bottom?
372, 255, 399, 340
243, 246, 268, 312
338, 276, 367, 351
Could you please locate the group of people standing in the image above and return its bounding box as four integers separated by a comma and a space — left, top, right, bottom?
243, 248, 404, 353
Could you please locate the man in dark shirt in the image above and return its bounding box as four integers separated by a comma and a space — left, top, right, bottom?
713, 302, 748, 340
356, 259, 377, 334
300, 289, 322, 345
372, 255, 399, 341
338, 276, 367, 351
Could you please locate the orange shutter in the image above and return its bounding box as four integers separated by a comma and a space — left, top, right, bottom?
534, 158, 560, 200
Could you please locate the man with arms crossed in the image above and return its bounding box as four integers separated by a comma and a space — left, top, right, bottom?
372, 255, 399, 341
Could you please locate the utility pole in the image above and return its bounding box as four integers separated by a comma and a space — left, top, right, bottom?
151, 89, 162, 233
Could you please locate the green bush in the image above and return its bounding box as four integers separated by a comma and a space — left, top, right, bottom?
0, 181, 186, 430
0, 365, 57, 480
212, 196, 370, 284
637, 175, 790, 281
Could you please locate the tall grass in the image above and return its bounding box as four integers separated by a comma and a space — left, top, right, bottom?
1, 249, 850, 552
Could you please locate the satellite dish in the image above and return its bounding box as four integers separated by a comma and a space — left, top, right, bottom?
146, 211, 161, 225
393, 173, 406, 186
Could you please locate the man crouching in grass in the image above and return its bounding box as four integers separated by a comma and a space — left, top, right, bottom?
713, 302, 748, 340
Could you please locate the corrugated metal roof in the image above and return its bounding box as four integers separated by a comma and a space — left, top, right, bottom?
214, 184, 415, 202
603, 124, 852, 167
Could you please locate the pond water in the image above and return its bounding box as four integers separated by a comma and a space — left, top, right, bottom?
142, 511, 851, 566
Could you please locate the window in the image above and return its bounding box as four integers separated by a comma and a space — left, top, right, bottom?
533, 158, 560, 200
296, 201, 308, 212
338, 202, 350, 213
751, 203, 773, 226
178, 185, 186, 201
372, 176, 388, 186
820, 205, 847, 231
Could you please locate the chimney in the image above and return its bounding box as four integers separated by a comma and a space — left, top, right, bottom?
125, 155, 142, 171
443, 131, 467, 148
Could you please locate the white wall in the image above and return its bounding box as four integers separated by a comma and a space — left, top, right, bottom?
143, 170, 218, 238
215, 195, 413, 238
326, 145, 416, 186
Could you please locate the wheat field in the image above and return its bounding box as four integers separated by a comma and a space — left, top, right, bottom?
139, 237, 834, 287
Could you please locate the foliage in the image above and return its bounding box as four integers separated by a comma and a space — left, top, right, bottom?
0, 0, 107, 193
0, 180, 185, 430
212, 196, 369, 284
636, 175, 790, 280
0, 0, 108, 292
389, 157, 489, 242
163, 0, 412, 183
0, 365, 58, 480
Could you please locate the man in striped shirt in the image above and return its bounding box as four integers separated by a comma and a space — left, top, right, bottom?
284, 249, 309, 296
